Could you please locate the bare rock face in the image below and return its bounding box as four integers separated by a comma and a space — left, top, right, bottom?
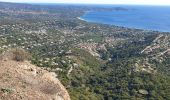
0, 59, 70, 100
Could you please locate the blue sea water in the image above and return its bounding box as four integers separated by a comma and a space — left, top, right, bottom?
81, 5, 170, 32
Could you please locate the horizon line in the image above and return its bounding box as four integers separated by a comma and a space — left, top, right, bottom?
1, 1, 170, 6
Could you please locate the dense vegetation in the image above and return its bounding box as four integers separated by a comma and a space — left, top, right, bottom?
63, 35, 170, 100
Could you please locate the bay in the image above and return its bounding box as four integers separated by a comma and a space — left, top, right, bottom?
81, 5, 170, 32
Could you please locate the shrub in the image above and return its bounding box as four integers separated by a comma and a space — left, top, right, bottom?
10, 48, 31, 61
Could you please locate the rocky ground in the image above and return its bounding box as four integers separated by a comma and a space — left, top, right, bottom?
0, 53, 70, 100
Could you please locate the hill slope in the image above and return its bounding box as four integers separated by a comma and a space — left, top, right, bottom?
0, 56, 70, 100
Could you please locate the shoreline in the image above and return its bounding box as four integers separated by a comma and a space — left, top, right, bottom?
77, 17, 87, 21
76, 17, 169, 33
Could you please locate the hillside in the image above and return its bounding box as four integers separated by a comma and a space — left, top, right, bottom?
0, 51, 70, 100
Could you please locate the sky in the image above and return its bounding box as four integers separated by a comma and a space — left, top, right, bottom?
0, 0, 170, 5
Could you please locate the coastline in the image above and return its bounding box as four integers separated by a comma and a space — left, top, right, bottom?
77, 16, 155, 32
77, 7, 170, 33
76, 16, 169, 33
77, 17, 87, 21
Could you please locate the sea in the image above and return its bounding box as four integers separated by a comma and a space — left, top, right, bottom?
80, 5, 170, 32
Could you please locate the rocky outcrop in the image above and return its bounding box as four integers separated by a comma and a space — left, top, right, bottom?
0, 58, 70, 100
